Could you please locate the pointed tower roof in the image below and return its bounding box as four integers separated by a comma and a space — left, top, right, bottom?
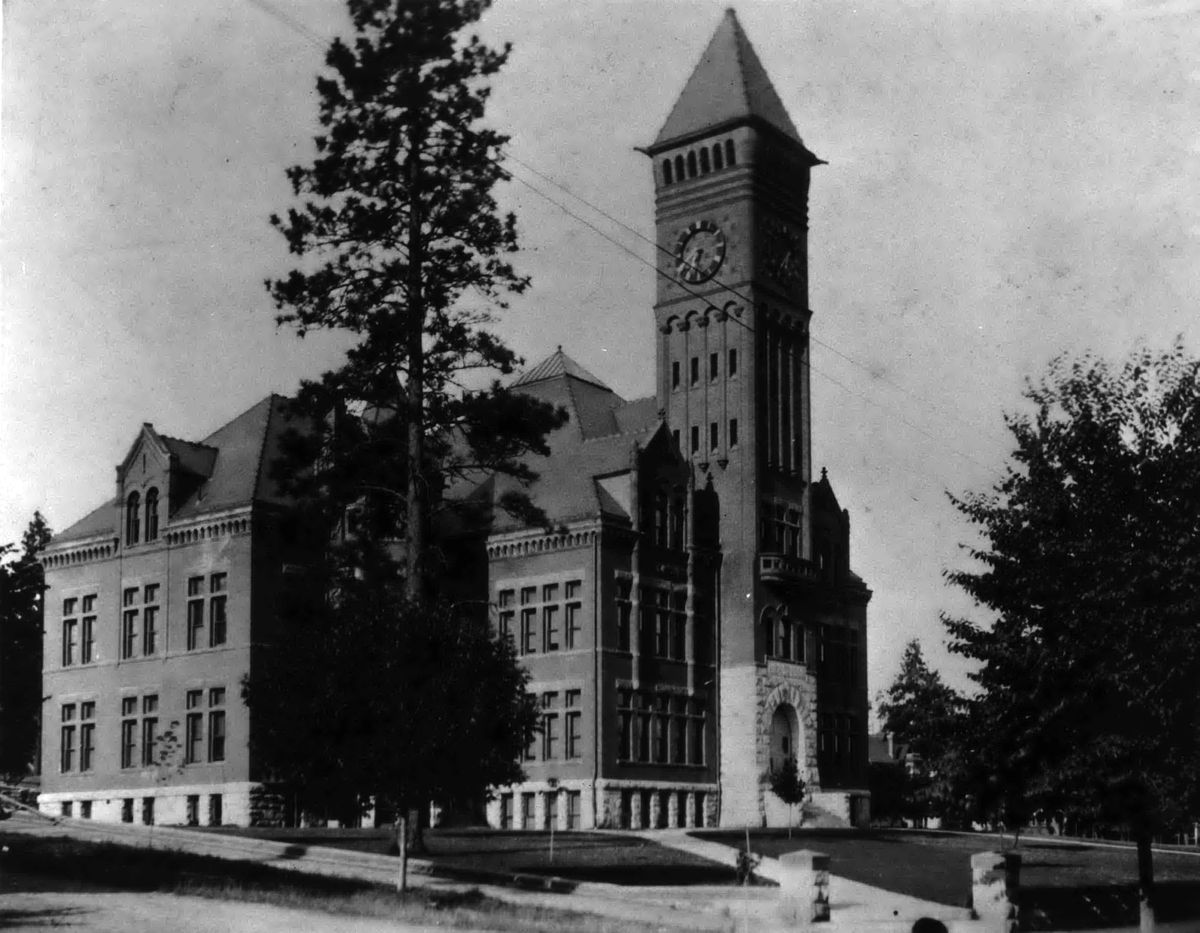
512, 346, 611, 392
652, 8, 801, 151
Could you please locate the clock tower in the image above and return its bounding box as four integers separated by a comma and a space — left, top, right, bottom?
646, 9, 871, 827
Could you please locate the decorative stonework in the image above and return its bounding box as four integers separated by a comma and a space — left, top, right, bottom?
487, 528, 598, 560
42, 538, 119, 569
165, 516, 251, 546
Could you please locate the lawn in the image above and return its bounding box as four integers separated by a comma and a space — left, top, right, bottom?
698, 828, 1200, 930
208, 825, 738, 886
0, 830, 669, 933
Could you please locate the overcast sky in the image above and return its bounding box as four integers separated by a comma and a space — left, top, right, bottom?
4, 0, 1199, 699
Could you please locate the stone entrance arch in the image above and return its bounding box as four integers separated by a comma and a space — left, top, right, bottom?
769, 704, 799, 773
761, 682, 815, 828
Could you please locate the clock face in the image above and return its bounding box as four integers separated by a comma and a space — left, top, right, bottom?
675, 221, 727, 284
765, 222, 802, 285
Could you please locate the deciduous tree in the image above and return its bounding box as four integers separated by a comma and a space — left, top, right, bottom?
944, 343, 1200, 933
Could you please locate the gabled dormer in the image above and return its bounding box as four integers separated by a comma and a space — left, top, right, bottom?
114, 425, 215, 549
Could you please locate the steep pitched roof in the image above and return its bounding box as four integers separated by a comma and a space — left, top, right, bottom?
512, 347, 611, 392
50, 394, 300, 545
653, 8, 802, 150
511, 348, 627, 441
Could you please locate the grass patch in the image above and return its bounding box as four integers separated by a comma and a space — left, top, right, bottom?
697, 828, 1200, 929
208, 826, 737, 886
0, 831, 664, 932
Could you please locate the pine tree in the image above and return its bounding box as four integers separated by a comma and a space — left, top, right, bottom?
768, 755, 806, 837
0, 512, 52, 781
944, 343, 1200, 933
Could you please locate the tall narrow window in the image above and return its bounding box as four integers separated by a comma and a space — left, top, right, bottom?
62, 618, 78, 667
674, 154, 684, 181
126, 491, 140, 545
141, 695, 158, 767
690, 425, 700, 454
81, 594, 96, 663
710, 422, 719, 451
120, 697, 138, 768
543, 604, 560, 652
80, 702, 96, 772
564, 580, 582, 649
690, 356, 699, 386
729, 418, 739, 448
699, 147, 710, 173
662, 159, 673, 184
187, 577, 204, 650
185, 690, 204, 764
60, 704, 77, 773
144, 487, 159, 541
709, 351, 719, 381
209, 573, 227, 646
713, 143, 724, 170
616, 579, 632, 652
686, 151, 697, 178
208, 688, 226, 762
565, 690, 582, 759
671, 360, 680, 389
725, 139, 736, 165
728, 347, 738, 377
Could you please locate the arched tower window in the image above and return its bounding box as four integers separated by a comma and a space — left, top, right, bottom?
713, 143, 724, 170
126, 491, 141, 545
699, 147, 710, 173
144, 487, 159, 542
662, 159, 673, 184
686, 151, 697, 178
674, 155, 685, 181
725, 139, 736, 165
777, 617, 791, 659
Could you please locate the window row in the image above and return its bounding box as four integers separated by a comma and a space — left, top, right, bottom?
61, 573, 229, 667
497, 580, 583, 656
673, 419, 739, 457
59, 687, 227, 774
125, 487, 160, 546
614, 580, 713, 664
616, 690, 706, 765
818, 625, 861, 687
671, 348, 738, 390
818, 712, 862, 772
523, 689, 584, 762
661, 138, 737, 185
498, 789, 583, 831
767, 615, 806, 664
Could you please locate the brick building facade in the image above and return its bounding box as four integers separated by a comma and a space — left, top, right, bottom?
39, 10, 870, 829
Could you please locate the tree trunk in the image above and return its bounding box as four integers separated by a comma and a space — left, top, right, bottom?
403, 119, 427, 604
408, 806, 427, 855
396, 815, 408, 894
1136, 829, 1155, 933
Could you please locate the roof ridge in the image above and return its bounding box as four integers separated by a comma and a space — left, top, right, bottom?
250, 395, 277, 504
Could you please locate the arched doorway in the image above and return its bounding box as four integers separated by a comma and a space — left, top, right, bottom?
769, 704, 799, 773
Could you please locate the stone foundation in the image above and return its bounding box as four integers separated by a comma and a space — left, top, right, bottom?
486, 778, 718, 830
38, 781, 264, 827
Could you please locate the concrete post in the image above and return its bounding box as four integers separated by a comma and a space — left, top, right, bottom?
971, 851, 1020, 932
778, 849, 830, 924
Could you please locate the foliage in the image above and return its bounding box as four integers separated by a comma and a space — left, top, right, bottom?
265, 0, 564, 599
768, 754, 806, 835
0, 512, 51, 781
242, 545, 540, 826
943, 343, 1200, 925
874, 638, 966, 824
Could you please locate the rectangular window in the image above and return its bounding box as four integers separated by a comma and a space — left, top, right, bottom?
121, 720, 137, 769
565, 690, 582, 759
187, 600, 204, 650
543, 605, 560, 651
123, 587, 138, 607
81, 800, 92, 819
709, 352, 719, 381
122, 798, 133, 823
616, 579, 632, 652
209, 710, 226, 762
499, 793, 513, 829
498, 610, 514, 645
728, 348, 738, 377
542, 582, 558, 603
729, 418, 739, 448
143, 583, 159, 604
80, 702, 96, 772
60, 704, 76, 773
121, 610, 138, 659
188, 576, 203, 597
142, 606, 158, 656
543, 713, 558, 760
82, 594, 95, 613
208, 794, 222, 826
710, 421, 719, 451
210, 572, 226, 594
187, 795, 200, 827
520, 586, 536, 605
63, 597, 78, 617
185, 690, 204, 764
544, 790, 557, 830
209, 595, 227, 647
498, 588, 514, 608
521, 608, 537, 655
564, 602, 581, 649
690, 356, 699, 386
62, 619, 78, 667
671, 705, 685, 763
671, 360, 680, 389
81, 616, 95, 663
141, 694, 158, 767
672, 428, 680, 450
566, 790, 581, 830
521, 793, 536, 830
617, 690, 633, 761
62, 801, 73, 818
690, 425, 700, 454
